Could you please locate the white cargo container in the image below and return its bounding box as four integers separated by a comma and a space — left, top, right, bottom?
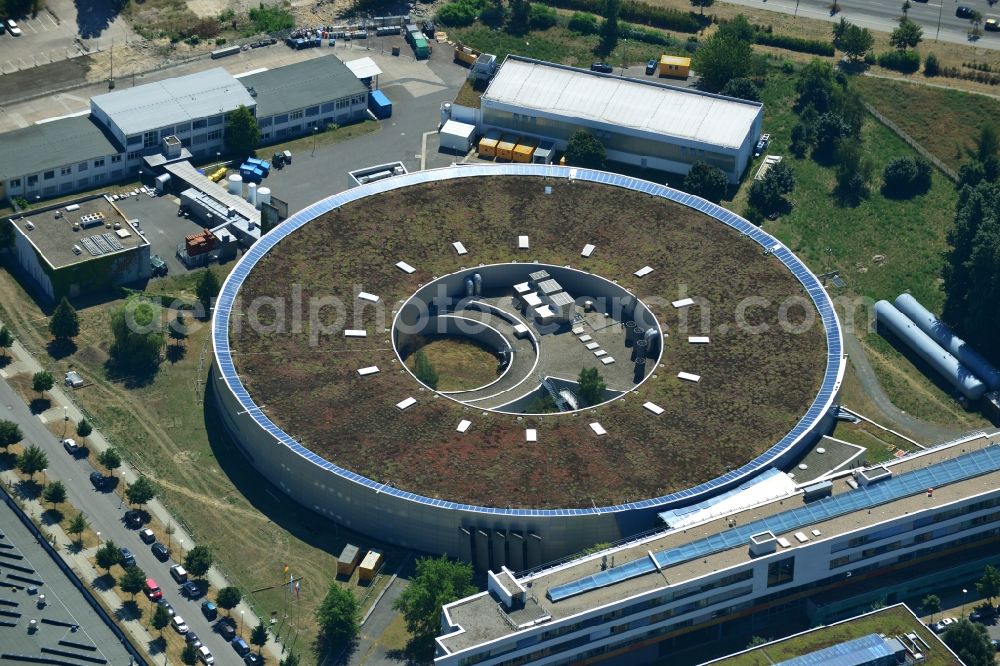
439, 120, 477, 154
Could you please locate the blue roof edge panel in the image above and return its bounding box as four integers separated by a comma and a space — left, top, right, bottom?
211, 165, 845, 518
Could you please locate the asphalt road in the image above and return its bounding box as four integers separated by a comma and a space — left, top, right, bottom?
0, 377, 245, 665
720, 0, 1000, 49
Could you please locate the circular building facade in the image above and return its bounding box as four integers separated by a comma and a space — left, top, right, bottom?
211, 165, 845, 568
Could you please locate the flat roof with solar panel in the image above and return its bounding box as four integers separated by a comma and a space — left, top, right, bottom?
212, 165, 843, 564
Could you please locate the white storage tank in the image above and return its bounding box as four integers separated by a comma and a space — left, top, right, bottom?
248, 182, 257, 206
257, 187, 271, 210
228, 174, 243, 195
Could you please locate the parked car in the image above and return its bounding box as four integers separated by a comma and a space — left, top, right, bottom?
186, 631, 202, 648
172, 615, 189, 634
123, 510, 143, 529
970, 606, 997, 623
157, 598, 175, 617
198, 645, 215, 664
144, 578, 163, 601
90, 471, 111, 490
986, 18, 1000, 31
62, 438, 81, 455
6, 19, 21, 36
150, 254, 168, 277
590, 62, 613, 73
991, 638, 1000, 652
120, 547, 136, 567
217, 618, 236, 640
151, 542, 169, 562
957, 6, 974, 18
170, 564, 188, 583
245, 654, 263, 665
182, 581, 201, 599
645, 58, 658, 75
139, 528, 156, 544
201, 600, 218, 620
231, 637, 251, 657
931, 617, 957, 633
754, 134, 771, 158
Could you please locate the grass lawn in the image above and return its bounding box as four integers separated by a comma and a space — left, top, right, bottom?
404, 337, 500, 392
854, 76, 1000, 171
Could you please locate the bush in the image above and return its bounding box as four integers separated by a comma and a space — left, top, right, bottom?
877, 49, 920, 73
620, 23, 674, 46
754, 32, 834, 56
528, 3, 557, 30
542, 0, 700, 33
882, 156, 932, 197
924, 52, 940, 76
682, 162, 729, 203
248, 6, 295, 33
568, 12, 599, 33
437, 1, 478, 27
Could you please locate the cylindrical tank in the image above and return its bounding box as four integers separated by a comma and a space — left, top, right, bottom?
247, 182, 257, 206
228, 174, 243, 195
624, 320, 637, 346
620, 295, 636, 320
464, 277, 474, 297
632, 339, 647, 362
440, 102, 452, 127
894, 293, 1000, 390
472, 273, 482, 296
875, 300, 986, 401
257, 187, 271, 210
644, 327, 660, 357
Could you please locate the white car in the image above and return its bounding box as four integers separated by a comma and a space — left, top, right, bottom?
197, 645, 214, 664
6, 19, 22, 36
172, 615, 189, 634
62, 438, 81, 454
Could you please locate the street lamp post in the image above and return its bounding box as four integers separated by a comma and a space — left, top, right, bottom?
311, 126, 319, 157
962, 588, 968, 615
41, 468, 47, 486
936, 0, 945, 41
96, 531, 101, 547
240, 610, 245, 637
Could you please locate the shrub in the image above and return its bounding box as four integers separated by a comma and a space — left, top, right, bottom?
882, 156, 932, 197
924, 52, 940, 76
754, 32, 834, 56
568, 12, 599, 33
877, 49, 920, 73
437, 2, 478, 27
248, 6, 295, 33
541, 0, 700, 33
528, 3, 557, 30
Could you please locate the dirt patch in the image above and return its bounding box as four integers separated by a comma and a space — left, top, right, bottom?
230, 176, 829, 509
403, 337, 500, 392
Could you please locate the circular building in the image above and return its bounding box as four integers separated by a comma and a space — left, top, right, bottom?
211, 165, 845, 568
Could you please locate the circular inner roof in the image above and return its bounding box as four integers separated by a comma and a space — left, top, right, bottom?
220, 168, 835, 510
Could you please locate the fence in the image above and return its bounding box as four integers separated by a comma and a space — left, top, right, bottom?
863, 102, 959, 184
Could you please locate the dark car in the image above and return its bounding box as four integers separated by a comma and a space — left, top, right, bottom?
182, 581, 201, 599
970, 606, 997, 623
754, 133, 771, 158
201, 600, 218, 620
590, 62, 613, 73
217, 618, 236, 641
991, 638, 1000, 652
157, 598, 175, 617
120, 547, 136, 567
139, 528, 156, 544
186, 631, 202, 648
245, 654, 263, 665
90, 471, 111, 491
151, 542, 169, 562
123, 510, 143, 529
150, 255, 168, 277
645, 58, 658, 75
957, 6, 974, 18
986, 18, 1000, 31
231, 637, 251, 657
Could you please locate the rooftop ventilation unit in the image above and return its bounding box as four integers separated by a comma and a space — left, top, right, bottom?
855, 465, 892, 488
749, 531, 777, 557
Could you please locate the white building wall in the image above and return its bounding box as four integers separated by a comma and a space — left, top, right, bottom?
5, 152, 126, 200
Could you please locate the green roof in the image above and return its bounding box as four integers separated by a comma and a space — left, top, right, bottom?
240, 56, 369, 119
0, 116, 122, 181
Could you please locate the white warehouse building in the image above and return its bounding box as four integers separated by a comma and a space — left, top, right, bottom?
479, 56, 764, 183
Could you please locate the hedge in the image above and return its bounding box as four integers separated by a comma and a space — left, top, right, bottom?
754, 32, 834, 56
877, 49, 921, 73
543, 0, 701, 33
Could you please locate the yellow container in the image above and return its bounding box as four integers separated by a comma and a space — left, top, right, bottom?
512, 138, 538, 163
659, 55, 691, 79
208, 166, 228, 183
496, 135, 518, 161
478, 129, 502, 158
358, 550, 384, 583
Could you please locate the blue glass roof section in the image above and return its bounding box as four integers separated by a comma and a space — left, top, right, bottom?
775, 633, 897, 666
211, 164, 845, 518
547, 444, 1000, 602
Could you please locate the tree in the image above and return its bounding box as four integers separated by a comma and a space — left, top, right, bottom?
832, 17, 850, 49
890, 18, 922, 50
184, 545, 214, 578
169, 312, 187, 348
43, 480, 67, 507
976, 124, 999, 162
315, 584, 360, 648
796, 59, 837, 113
0, 419, 22, 449
95, 540, 122, 573
412, 350, 439, 390
109, 297, 164, 372
901, 0, 911, 17
0, 220, 13, 251
695, 29, 753, 92
280, 654, 300, 666
747, 636, 770, 648
976, 565, 1000, 606
152, 603, 171, 635
720, 77, 760, 102
749, 162, 796, 215
76, 419, 93, 438
507, 0, 530, 34
682, 162, 729, 203
922, 594, 941, 622
813, 112, 853, 158
0, 326, 14, 359
942, 619, 995, 666
577, 367, 607, 406
598, 0, 621, 56
49, 297, 80, 340
98, 447, 122, 477
125, 475, 157, 508
67, 512, 88, 544
924, 52, 940, 76
528, 3, 557, 30
16, 444, 48, 480
217, 586, 242, 614
120, 565, 146, 600
224, 105, 260, 160
690, 0, 714, 15
196, 270, 220, 318
32, 370, 54, 395
882, 156, 932, 197
181, 644, 198, 666
394, 556, 475, 656
834, 140, 873, 205
565, 130, 607, 169
841, 24, 874, 62
250, 620, 268, 653
970, 11, 984, 39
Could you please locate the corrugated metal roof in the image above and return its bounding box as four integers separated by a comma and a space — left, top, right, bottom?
0, 115, 122, 181
91, 68, 255, 137
483, 57, 761, 150
344, 56, 383, 79
239, 56, 368, 119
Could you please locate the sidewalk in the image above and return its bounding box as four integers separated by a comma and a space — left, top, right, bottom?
0, 330, 285, 662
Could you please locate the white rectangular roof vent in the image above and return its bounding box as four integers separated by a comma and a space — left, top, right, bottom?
585, 342, 600, 350
396, 397, 417, 410
581, 243, 595, 257
794, 532, 809, 543
634, 266, 654, 278
578, 334, 593, 342
526, 429, 537, 442
518, 235, 529, 249
600, 356, 615, 365
672, 298, 695, 308
643, 402, 664, 415
594, 350, 606, 357
358, 292, 379, 303
453, 241, 467, 255
457, 419, 472, 433
777, 537, 792, 548
514, 281, 532, 294
589, 422, 606, 436
677, 372, 701, 382
357, 366, 380, 376
396, 261, 416, 274
344, 329, 367, 338
688, 336, 710, 344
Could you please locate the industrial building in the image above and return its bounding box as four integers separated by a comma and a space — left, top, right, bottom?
477, 56, 763, 183
5, 194, 151, 300
434, 431, 1000, 666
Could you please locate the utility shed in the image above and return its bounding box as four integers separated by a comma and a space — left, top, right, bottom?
359, 550, 384, 583
480, 56, 763, 183
338, 544, 361, 577
439, 120, 476, 153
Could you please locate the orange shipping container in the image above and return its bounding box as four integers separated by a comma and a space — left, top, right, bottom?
512, 138, 538, 163
478, 129, 502, 158
495, 135, 518, 161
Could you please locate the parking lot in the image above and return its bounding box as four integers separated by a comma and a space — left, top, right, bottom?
116, 191, 217, 278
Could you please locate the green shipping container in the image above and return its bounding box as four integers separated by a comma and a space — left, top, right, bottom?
412, 36, 429, 59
